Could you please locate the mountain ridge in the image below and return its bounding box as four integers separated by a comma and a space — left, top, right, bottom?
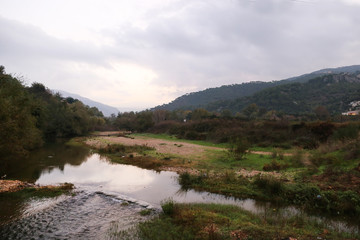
54, 90, 119, 117
206, 72, 360, 115
154, 65, 360, 111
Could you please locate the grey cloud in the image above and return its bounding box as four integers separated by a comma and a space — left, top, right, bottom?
0, 16, 107, 66
107, 0, 360, 88
1, 0, 360, 108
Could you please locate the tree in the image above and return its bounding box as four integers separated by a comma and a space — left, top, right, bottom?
152, 109, 168, 124
314, 106, 330, 121
0, 69, 42, 158
228, 138, 251, 160
191, 108, 210, 121
242, 103, 259, 119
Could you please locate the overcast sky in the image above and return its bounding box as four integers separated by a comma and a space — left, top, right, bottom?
1, 0, 360, 111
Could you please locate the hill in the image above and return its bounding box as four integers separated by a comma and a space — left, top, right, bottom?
55, 90, 119, 117
154, 65, 360, 111
207, 72, 360, 115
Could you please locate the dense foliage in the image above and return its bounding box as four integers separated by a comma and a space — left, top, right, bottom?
113, 106, 360, 151
0, 66, 105, 159
155, 65, 360, 112
208, 73, 360, 114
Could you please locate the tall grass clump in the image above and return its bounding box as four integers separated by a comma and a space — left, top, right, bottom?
161, 199, 176, 216
228, 137, 251, 160
291, 149, 305, 167
253, 176, 284, 196
178, 172, 205, 189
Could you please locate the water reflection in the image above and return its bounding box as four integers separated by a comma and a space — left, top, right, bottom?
1, 143, 359, 235
37, 154, 156, 193
0, 142, 91, 182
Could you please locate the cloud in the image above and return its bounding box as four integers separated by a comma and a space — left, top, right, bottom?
106, 0, 360, 86
1, 0, 360, 109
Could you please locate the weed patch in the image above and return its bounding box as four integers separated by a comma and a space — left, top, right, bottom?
126, 203, 358, 240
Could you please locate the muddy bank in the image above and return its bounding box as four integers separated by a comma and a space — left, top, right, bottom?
85, 135, 218, 157
0, 180, 73, 193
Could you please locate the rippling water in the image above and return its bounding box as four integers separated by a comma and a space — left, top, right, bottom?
0, 190, 153, 239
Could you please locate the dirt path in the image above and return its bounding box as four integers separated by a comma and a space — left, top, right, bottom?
85, 135, 295, 180
85, 135, 311, 170
86, 136, 222, 157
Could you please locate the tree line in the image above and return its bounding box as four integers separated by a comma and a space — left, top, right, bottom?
0, 66, 105, 160
109, 106, 360, 150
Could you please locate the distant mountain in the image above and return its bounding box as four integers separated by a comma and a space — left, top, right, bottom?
54, 90, 119, 117
207, 72, 360, 115
154, 65, 360, 111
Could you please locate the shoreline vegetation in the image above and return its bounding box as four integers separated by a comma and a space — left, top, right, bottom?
110, 201, 358, 240
77, 131, 360, 239
2, 66, 360, 239
0, 180, 74, 198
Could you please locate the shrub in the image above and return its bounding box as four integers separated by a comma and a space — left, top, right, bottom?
284, 184, 321, 205
224, 170, 237, 183
139, 209, 152, 216
161, 199, 176, 216
178, 172, 204, 189
228, 138, 251, 160
253, 176, 284, 195
310, 154, 339, 167
291, 149, 305, 167
337, 191, 360, 215
293, 136, 319, 149
344, 141, 360, 160
263, 160, 288, 171
332, 123, 360, 142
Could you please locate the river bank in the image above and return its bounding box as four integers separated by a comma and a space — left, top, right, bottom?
79, 133, 360, 239
0, 180, 73, 193
0, 180, 74, 202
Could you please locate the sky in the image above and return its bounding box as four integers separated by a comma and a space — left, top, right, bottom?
1, 0, 360, 111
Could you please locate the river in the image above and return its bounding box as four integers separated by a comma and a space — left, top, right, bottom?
0, 143, 358, 239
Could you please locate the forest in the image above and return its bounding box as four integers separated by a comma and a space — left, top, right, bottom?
0, 66, 105, 160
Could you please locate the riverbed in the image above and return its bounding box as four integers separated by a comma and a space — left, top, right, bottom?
0, 143, 358, 239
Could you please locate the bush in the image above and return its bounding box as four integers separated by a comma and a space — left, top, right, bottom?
253, 176, 284, 195
224, 170, 237, 183
344, 141, 360, 160
161, 199, 176, 216
332, 123, 360, 142
291, 149, 305, 167
338, 191, 360, 215
263, 160, 288, 171
228, 138, 251, 160
293, 136, 319, 149
310, 154, 339, 167
284, 184, 321, 205
178, 172, 204, 189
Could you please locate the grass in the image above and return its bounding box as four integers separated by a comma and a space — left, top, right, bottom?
66, 137, 87, 147
177, 170, 360, 218
82, 133, 360, 219
0, 183, 74, 199
131, 133, 229, 148
139, 209, 153, 216
110, 202, 358, 240
197, 148, 293, 171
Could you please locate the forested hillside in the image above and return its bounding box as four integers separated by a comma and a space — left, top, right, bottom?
0, 66, 105, 159
207, 73, 360, 115
155, 65, 360, 111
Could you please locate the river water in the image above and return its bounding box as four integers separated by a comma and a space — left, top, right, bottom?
0, 143, 359, 239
